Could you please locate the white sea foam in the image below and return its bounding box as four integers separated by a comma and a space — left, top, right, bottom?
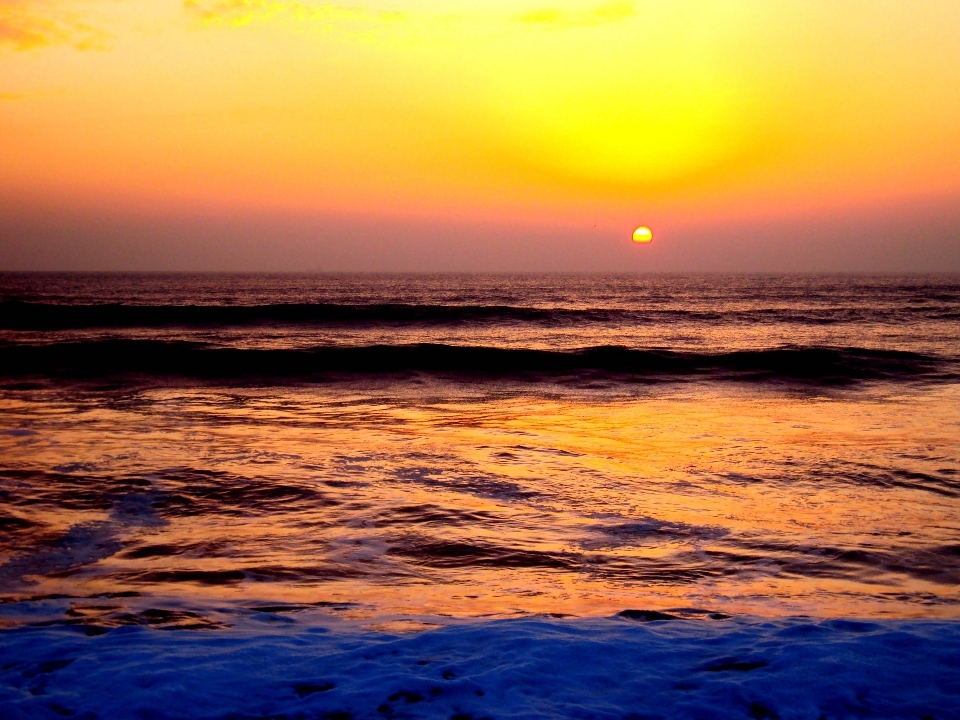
1, 610, 958, 719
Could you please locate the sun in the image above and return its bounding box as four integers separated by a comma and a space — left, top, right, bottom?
632, 226, 653, 243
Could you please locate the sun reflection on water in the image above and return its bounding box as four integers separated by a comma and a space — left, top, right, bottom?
1, 380, 958, 620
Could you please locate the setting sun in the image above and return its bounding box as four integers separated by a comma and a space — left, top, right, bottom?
632, 226, 653, 243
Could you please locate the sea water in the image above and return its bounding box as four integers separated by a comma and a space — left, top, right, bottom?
1, 273, 958, 718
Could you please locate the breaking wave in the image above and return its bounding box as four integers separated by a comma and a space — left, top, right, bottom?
0, 340, 950, 385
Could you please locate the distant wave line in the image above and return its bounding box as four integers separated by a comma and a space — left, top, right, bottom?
2, 301, 958, 329
0, 341, 950, 385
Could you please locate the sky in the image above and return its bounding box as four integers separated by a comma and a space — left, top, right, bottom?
1, 0, 959, 271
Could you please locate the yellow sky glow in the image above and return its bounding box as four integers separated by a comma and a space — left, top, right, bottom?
2, 0, 959, 238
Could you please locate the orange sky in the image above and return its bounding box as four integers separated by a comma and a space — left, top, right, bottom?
2, 0, 959, 270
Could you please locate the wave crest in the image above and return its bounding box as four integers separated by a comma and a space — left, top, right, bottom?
0, 340, 949, 385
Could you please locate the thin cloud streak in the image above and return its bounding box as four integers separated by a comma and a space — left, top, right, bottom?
182, 0, 408, 28
519, 1, 636, 27
0, 0, 109, 51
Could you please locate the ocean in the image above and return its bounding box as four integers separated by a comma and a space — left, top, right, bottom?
1, 273, 959, 719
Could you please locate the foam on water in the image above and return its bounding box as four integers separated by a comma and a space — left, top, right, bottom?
1, 598, 958, 720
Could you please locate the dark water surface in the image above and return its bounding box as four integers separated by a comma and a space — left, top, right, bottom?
1, 273, 958, 624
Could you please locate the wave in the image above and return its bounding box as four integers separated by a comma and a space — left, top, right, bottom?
4, 610, 960, 720
1, 301, 955, 329
0, 340, 949, 384
0, 301, 565, 328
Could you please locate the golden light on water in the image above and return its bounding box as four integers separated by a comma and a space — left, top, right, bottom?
632, 226, 653, 243
4, 379, 958, 619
